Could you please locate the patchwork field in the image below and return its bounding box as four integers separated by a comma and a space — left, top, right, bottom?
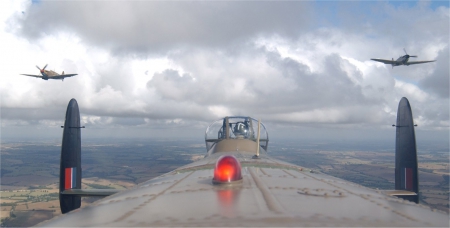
1, 140, 201, 226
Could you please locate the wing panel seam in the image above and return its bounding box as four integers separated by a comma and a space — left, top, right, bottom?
110, 171, 195, 224
248, 167, 284, 214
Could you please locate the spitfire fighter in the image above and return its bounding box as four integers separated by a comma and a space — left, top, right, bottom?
371, 49, 436, 68
20, 64, 77, 80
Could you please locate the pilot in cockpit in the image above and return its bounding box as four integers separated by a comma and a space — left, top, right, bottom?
233, 121, 249, 139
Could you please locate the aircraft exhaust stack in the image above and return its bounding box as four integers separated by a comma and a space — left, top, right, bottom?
59, 99, 82, 213
393, 97, 419, 203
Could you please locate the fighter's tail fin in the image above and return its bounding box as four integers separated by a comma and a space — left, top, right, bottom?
59, 99, 82, 213
389, 97, 419, 203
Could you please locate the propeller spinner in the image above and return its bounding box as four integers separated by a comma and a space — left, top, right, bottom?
403, 48, 417, 58
36, 64, 48, 73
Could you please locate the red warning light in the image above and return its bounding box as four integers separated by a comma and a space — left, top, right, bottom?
213, 155, 242, 184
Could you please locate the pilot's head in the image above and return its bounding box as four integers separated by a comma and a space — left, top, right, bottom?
233, 122, 248, 137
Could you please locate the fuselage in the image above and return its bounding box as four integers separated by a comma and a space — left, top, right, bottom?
41, 70, 62, 80
393, 55, 410, 66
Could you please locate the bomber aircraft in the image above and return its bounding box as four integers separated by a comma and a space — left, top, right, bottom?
371, 49, 436, 68
20, 64, 77, 80
37, 98, 448, 227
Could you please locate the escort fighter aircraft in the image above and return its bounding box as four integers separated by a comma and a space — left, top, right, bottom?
20, 64, 77, 80
37, 98, 448, 227
371, 49, 436, 68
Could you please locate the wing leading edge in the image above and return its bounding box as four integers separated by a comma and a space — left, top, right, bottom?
50, 74, 78, 79
20, 74, 43, 78
19, 73, 77, 79
406, 60, 436, 65
370, 58, 396, 64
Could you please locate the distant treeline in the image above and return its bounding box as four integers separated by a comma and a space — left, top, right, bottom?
1, 168, 13, 177
85, 183, 115, 189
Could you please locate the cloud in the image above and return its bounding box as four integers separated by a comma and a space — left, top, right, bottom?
147, 69, 197, 102
1, 1, 448, 141
144, 44, 398, 127
11, 1, 314, 55
419, 45, 449, 98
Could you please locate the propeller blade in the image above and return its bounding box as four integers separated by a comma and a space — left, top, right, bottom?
36, 65, 41, 70
403, 48, 408, 55
410, 55, 417, 58
43, 64, 48, 70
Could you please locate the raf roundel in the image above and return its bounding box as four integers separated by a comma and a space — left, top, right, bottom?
213, 155, 243, 184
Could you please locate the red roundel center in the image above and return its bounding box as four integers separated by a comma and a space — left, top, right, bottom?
213, 155, 242, 183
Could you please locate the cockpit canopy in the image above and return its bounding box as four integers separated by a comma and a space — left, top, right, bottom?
205, 116, 269, 152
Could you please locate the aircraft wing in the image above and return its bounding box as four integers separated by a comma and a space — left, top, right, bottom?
36, 101, 448, 227
20, 74, 43, 78
406, 60, 436, 65
38, 154, 448, 227
370, 58, 396, 64
50, 74, 78, 79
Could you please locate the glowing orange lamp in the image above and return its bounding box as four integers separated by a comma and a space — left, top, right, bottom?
213, 155, 242, 184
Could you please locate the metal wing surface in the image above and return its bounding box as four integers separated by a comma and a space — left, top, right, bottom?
20, 74, 43, 78
370, 58, 396, 64
50, 74, 78, 79
37, 109, 448, 227
40, 153, 448, 227
406, 60, 436, 65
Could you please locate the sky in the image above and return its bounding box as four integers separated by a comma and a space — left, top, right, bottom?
1, 0, 449, 144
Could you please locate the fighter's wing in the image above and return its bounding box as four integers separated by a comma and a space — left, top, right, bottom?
370, 58, 396, 64
406, 60, 436, 65
49, 74, 78, 79
20, 74, 43, 78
